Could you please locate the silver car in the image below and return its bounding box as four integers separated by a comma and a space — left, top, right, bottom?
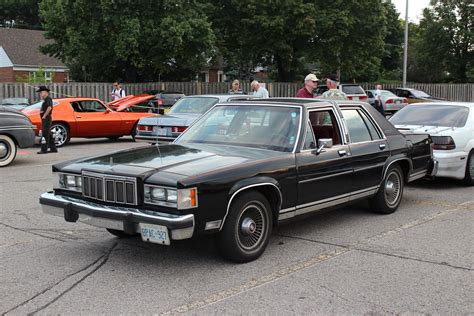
366, 90, 408, 114
135, 94, 258, 142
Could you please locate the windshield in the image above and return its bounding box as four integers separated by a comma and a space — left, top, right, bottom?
168, 97, 219, 114
390, 104, 469, 127
27, 100, 59, 109
341, 85, 365, 95
176, 105, 301, 152
411, 90, 431, 98
1, 98, 29, 105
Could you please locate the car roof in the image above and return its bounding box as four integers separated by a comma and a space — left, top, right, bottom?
53, 97, 100, 102
407, 101, 474, 108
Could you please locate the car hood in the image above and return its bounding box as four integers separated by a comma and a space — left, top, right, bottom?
54, 143, 284, 184
107, 94, 155, 112
138, 113, 201, 127
394, 124, 456, 135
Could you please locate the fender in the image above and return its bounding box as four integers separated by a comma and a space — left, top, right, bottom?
220, 177, 282, 230
380, 154, 413, 185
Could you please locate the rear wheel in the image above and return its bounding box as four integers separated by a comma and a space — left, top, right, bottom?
106, 228, 135, 238
0, 135, 17, 167
369, 165, 404, 214
463, 151, 474, 186
216, 191, 272, 263
50, 123, 69, 147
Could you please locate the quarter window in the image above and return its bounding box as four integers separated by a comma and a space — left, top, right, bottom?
342, 109, 372, 143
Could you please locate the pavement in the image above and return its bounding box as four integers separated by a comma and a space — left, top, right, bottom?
0, 138, 473, 315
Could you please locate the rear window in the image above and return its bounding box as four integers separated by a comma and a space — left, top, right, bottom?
341, 85, 365, 95
168, 97, 219, 114
390, 104, 469, 127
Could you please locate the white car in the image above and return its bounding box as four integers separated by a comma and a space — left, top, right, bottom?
389, 102, 474, 184
366, 90, 409, 114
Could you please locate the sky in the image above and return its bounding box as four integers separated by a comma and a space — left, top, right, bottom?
392, 0, 431, 22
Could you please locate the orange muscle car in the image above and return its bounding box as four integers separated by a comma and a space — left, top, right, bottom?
22, 96, 156, 147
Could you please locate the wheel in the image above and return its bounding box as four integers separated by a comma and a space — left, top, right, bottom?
463, 151, 474, 185
106, 228, 135, 238
369, 165, 404, 214
131, 123, 138, 142
0, 135, 17, 167
50, 123, 69, 147
216, 191, 273, 263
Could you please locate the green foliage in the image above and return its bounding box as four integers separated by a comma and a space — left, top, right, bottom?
16, 66, 54, 83
0, 0, 42, 29
39, 0, 216, 82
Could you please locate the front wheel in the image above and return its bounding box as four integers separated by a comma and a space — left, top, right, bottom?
0, 135, 17, 167
463, 151, 474, 186
216, 191, 273, 263
50, 123, 69, 147
369, 165, 404, 214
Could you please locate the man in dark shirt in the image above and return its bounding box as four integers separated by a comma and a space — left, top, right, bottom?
37, 86, 57, 154
296, 73, 318, 98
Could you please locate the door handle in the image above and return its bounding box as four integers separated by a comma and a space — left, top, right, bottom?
379, 144, 386, 150
338, 150, 347, 157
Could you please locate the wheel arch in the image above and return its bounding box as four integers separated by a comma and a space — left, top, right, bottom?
382, 157, 411, 184
221, 178, 282, 230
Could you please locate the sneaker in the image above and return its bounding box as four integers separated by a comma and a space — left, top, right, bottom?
50, 149, 58, 153
37, 151, 48, 154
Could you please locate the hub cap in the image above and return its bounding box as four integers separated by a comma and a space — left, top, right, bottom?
237, 202, 265, 251
0, 142, 9, 160
51, 125, 67, 146
385, 171, 401, 206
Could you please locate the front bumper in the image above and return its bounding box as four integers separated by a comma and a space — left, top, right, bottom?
40, 192, 194, 240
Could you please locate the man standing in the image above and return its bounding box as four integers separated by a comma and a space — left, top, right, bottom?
374, 84, 385, 116
251, 80, 269, 98
111, 81, 126, 101
37, 86, 57, 154
228, 79, 244, 94
296, 73, 318, 98
321, 74, 348, 100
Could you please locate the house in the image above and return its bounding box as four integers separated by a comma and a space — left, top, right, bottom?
0, 28, 69, 82
198, 55, 226, 83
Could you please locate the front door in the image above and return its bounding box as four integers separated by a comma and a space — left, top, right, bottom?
71, 100, 124, 136
295, 108, 353, 215
341, 107, 390, 193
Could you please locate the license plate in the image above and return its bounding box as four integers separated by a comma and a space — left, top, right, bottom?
352, 96, 359, 101
140, 223, 170, 245
154, 127, 169, 136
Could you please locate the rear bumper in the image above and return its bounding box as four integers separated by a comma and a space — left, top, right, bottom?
135, 135, 175, 143
40, 192, 194, 240
434, 151, 468, 180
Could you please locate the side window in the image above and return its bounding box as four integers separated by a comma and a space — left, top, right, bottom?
341, 109, 372, 143
358, 110, 382, 140
303, 121, 316, 149
308, 109, 342, 145
78, 100, 106, 112
367, 91, 373, 98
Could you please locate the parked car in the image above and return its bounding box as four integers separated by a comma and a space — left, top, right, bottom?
390, 102, 473, 185
40, 99, 435, 262
388, 88, 442, 104
0, 97, 30, 110
143, 90, 185, 114
0, 106, 35, 167
135, 94, 257, 143
107, 94, 157, 113
315, 84, 368, 102
366, 90, 408, 114
21, 97, 155, 147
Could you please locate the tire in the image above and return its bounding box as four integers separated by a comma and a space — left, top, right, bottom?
369, 165, 404, 214
106, 228, 135, 238
216, 191, 273, 263
50, 123, 69, 147
463, 151, 474, 186
131, 123, 138, 142
0, 135, 17, 167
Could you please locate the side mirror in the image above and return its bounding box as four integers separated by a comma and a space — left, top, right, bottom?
315, 138, 333, 154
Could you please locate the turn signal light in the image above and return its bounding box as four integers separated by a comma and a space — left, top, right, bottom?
171, 127, 186, 133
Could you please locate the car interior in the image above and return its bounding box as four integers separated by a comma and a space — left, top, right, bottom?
308, 110, 341, 146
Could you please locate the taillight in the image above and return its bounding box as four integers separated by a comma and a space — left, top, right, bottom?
386, 99, 394, 104
359, 96, 368, 101
347, 96, 353, 100
157, 99, 163, 106
171, 126, 186, 133
431, 136, 456, 150
137, 125, 153, 132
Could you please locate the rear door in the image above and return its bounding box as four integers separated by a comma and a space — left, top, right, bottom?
341, 106, 390, 193
72, 100, 124, 136
296, 107, 353, 212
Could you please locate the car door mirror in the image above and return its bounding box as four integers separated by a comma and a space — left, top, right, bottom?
315, 138, 333, 154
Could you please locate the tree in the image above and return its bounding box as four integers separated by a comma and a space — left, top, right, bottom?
380, 1, 404, 80
0, 0, 42, 29
39, 0, 216, 82
16, 66, 54, 83
415, 0, 473, 83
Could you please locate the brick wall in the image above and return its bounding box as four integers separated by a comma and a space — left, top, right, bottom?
0, 67, 14, 82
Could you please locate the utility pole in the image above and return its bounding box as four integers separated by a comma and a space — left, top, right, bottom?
402, 0, 409, 87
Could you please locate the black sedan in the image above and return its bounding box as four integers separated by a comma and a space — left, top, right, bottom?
40, 99, 435, 262
0, 106, 35, 166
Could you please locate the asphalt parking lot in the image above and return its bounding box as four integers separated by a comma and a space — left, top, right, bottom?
1, 138, 473, 315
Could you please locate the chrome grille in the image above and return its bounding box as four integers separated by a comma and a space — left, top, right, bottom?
82, 172, 137, 205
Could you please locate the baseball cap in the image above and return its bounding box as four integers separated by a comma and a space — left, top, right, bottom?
304, 73, 319, 82
327, 74, 340, 82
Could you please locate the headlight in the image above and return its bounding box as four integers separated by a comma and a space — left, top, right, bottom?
144, 185, 197, 209
57, 173, 82, 192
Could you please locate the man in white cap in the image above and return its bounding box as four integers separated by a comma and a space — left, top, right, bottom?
296, 73, 318, 98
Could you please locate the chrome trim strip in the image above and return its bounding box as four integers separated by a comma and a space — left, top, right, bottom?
296, 186, 379, 210
408, 170, 427, 182
298, 170, 353, 183
0, 126, 35, 131
221, 182, 282, 231
379, 158, 412, 186
279, 207, 296, 214
353, 162, 386, 173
